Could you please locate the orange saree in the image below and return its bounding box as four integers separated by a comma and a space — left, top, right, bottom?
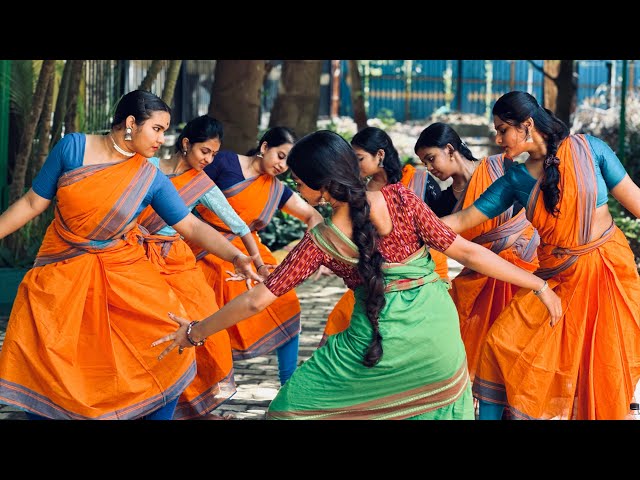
450, 154, 539, 382
138, 168, 235, 420
319, 165, 449, 347
0, 156, 195, 419
473, 135, 640, 419
188, 174, 300, 359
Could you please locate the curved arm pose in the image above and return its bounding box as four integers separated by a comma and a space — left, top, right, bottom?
0, 90, 255, 421
153, 130, 561, 421
185, 127, 323, 386
441, 91, 640, 420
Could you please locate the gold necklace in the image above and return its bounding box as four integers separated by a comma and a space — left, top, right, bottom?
451, 184, 466, 193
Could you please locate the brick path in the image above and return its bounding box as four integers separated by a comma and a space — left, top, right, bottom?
0, 260, 461, 420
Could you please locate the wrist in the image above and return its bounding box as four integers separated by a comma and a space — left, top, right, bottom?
256, 264, 269, 274
231, 253, 243, 268
533, 280, 549, 296
186, 320, 206, 346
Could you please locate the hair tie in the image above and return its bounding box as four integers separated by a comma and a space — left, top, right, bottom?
544, 156, 560, 168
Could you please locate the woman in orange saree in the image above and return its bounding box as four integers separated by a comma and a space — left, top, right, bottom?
414, 122, 539, 384
320, 127, 449, 347
0, 91, 259, 420
187, 127, 323, 385
139, 115, 268, 419
443, 91, 640, 419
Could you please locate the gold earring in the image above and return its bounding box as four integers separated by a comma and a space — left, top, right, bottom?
318, 195, 328, 206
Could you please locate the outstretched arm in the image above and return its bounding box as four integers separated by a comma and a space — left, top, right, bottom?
172, 213, 261, 283
440, 204, 490, 234
281, 192, 323, 230
0, 189, 51, 240
152, 233, 324, 359
609, 175, 640, 219
443, 235, 562, 325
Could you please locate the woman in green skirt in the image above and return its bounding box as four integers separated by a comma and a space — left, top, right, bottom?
153, 130, 561, 420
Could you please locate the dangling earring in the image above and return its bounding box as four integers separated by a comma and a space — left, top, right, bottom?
182, 149, 187, 156
124, 127, 132, 141
318, 195, 329, 206
256, 152, 263, 159
378, 155, 384, 168
525, 127, 533, 143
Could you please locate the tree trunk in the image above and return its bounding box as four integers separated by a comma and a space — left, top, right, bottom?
50, 59, 73, 147
268, 60, 323, 138
543, 60, 576, 126
348, 60, 368, 131
209, 60, 265, 154
139, 60, 164, 92
161, 60, 182, 108
9, 59, 55, 204
64, 60, 84, 134
30, 72, 55, 183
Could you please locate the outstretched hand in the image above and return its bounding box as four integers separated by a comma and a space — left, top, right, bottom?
225, 253, 263, 289
537, 286, 563, 327
151, 312, 191, 360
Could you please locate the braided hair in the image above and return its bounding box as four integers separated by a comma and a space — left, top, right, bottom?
287, 130, 386, 367
493, 91, 569, 216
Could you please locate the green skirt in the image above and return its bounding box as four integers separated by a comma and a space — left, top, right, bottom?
267, 248, 474, 420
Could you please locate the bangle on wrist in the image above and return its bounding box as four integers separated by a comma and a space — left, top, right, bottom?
533, 280, 549, 296
257, 264, 269, 273
186, 320, 206, 347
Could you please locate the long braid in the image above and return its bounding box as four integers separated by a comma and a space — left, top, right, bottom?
288, 130, 387, 367
492, 92, 569, 217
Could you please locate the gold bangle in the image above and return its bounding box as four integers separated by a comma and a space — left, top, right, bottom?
533, 280, 549, 296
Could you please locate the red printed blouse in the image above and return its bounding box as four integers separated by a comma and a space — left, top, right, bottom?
264, 183, 457, 296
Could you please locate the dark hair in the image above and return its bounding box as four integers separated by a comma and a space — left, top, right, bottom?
287, 130, 385, 367
111, 90, 171, 130
175, 115, 224, 153
492, 91, 569, 216
351, 126, 402, 184
246, 126, 297, 156
414, 122, 478, 162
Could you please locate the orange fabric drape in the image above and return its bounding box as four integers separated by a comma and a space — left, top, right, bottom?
473, 135, 640, 419
139, 168, 235, 419
0, 156, 195, 419
187, 174, 300, 359
319, 166, 449, 347
450, 154, 539, 382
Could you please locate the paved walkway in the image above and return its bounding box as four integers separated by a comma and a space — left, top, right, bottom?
0, 260, 461, 420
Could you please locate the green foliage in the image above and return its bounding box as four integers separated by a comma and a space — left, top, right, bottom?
375, 108, 396, 128
609, 198, 640, 271
0, 204, 54, 268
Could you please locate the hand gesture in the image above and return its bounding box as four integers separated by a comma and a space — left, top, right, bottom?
151, 312, 191, 360
536, 285, 563, 327
225, 253, 262, 289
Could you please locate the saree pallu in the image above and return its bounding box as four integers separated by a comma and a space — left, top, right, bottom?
138, 169, 236, 419
268, 240, 473, 420
0, 156, 195, 419
449, 154, 539, 382
187, 173, 300, 359
318, 166, 450, 348
473, 135, 640, 419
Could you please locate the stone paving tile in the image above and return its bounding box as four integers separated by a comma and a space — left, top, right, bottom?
0, 260, 462, 421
